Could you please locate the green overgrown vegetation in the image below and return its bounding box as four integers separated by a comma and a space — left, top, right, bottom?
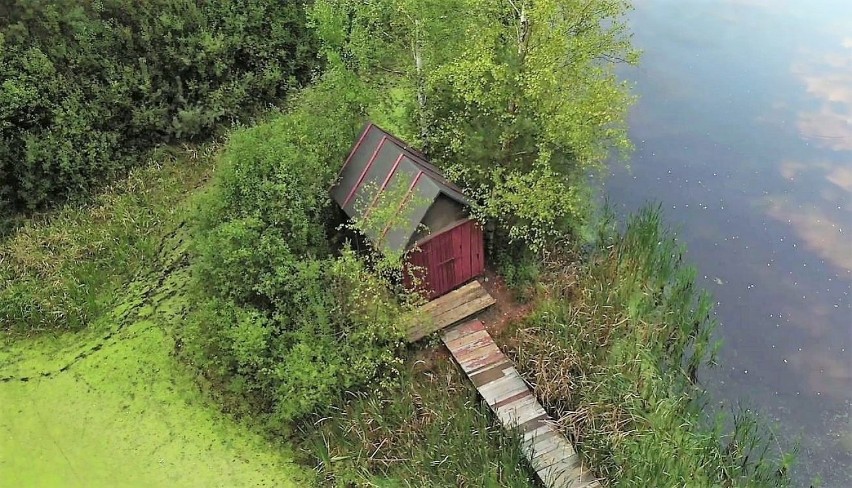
178, 0, 638, 434
0, 145, 214, 334
179, 74, 408, 428
1, 1, 796, 486
300, 358, 537, 487
0, 0, 317, 218
505, 206, 793, 486
0, 182, 311, 486
309, 0, 635, 249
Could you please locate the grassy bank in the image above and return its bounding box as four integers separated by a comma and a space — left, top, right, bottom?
498, 206, 792, 487
0, 136, 539, 487
0, 141, 793, 488
298, 354, 538, 487
2, 2, 793, 486
0, 145, 215, 334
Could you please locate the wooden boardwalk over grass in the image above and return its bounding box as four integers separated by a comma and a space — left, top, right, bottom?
443, 320, 600, 488
408, 281, 600, 488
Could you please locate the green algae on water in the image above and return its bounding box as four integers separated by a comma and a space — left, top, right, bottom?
0, 240, 310, 487
0, 320, 309, 487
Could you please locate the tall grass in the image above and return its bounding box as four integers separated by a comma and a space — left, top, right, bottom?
299, 358, 538, 487
507, 205, 792, 487
0, 145, 216, 334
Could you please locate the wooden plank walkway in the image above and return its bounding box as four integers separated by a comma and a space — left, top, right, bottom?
406, 280, 495, 342
442, 320, 600, 488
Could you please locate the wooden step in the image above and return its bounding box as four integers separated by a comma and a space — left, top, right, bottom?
406, 280, 495, 342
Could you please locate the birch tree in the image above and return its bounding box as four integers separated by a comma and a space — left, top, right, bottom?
311, 0, 637, 248
309, 0, 467, 148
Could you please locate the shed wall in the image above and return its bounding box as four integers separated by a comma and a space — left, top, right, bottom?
405, 218, 485, 299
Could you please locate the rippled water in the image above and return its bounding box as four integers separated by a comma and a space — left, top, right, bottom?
607, 1, 852, 485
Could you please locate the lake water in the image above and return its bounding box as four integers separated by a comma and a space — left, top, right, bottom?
607, 1, 852, 485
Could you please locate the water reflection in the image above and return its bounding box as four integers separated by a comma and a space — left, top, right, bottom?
795, 40, 852, 150
609, 1, 852, 484
765, 197, 850, 272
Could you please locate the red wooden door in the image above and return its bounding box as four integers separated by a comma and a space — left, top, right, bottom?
405, 218, 485, 299
427, 228, 455, 297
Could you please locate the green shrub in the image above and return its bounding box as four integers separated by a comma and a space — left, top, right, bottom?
494, 243, 542, 300
182, 75, 404, 425
0, 0, 317, 213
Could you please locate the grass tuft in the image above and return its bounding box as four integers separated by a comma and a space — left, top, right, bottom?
0, 145, 217, 334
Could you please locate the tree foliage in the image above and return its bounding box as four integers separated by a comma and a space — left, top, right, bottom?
0, 0, 317, 214
310, 0, 637, 249
184, 74, 406, 425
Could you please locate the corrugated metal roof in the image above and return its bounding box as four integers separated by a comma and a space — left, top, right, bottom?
331, 123, 470, 253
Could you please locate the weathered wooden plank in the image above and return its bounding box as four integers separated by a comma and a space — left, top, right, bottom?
430, 294, 496, 329
428, 286, 487, 318
537, 455, 587, 488
446, 330, 492, 351
418, 281, 481, 315
473, 366, 520, 388
535, 438, 576, 461
478, 375, 529, 406
519, 416, 557, 435
490, 383, 530, 403
470, 361, 514, 387
457, 346, 502, 372
528, 436, 565, 461
549, 468, 599, 488
436, 288, 493, 314
441, 319, 485, 343
522, 424, 560, 445
538, 456, 581, 484
495, 393, 540, 418
453, 339, 498, 362
533, 445, 578, 473
407, 282, 495, 341
444, 328, 490, 352
460, 347, 507, 374
543, 467, 586, 488
495, 395, 546, 427
407, 301, 490, 341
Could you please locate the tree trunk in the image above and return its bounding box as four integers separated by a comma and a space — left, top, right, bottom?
413, 20, 429, 154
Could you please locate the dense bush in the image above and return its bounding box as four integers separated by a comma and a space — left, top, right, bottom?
0, 0, 317, 213
182, 75, 405, 426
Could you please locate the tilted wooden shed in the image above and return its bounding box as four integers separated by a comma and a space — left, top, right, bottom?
331, 123, 485, 299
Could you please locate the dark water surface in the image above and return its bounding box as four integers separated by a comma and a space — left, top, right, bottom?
607, 1, 852, 485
